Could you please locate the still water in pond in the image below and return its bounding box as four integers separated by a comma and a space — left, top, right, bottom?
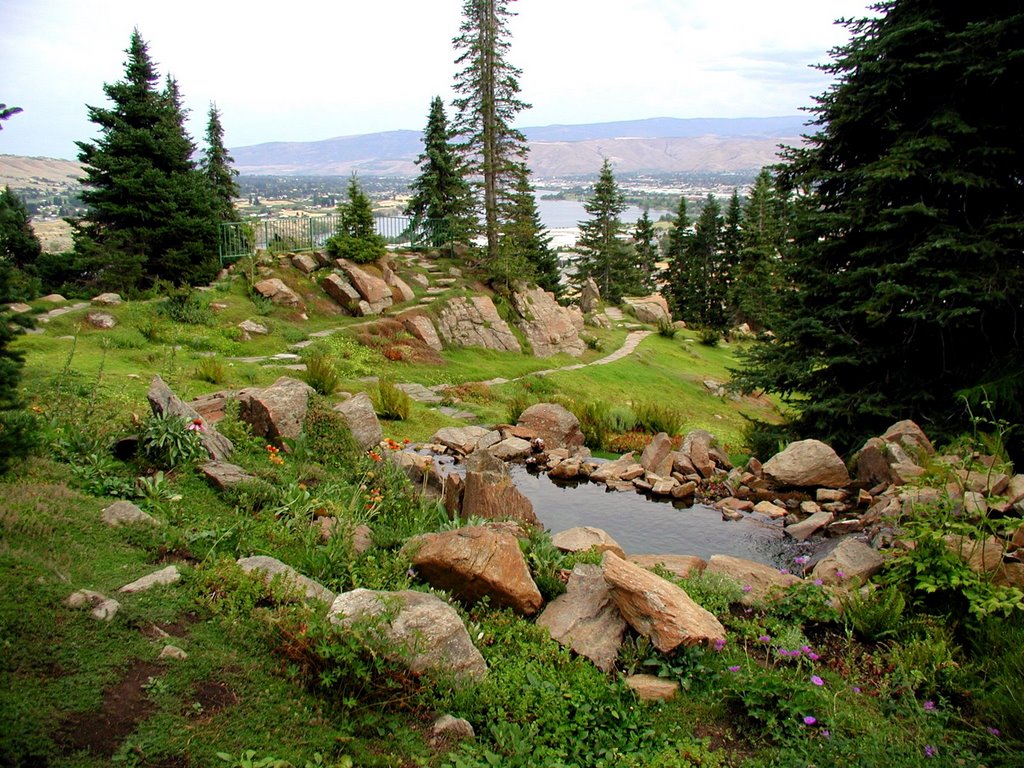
509, 465, 810, 569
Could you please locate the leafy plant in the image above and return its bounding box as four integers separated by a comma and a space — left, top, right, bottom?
157, 283, 212, 325
657, 318, 678, 338
301, 354, 340, 396
140, 411, 206, 469
373, 379, 411, 421
195, 357, 228, 385
633, 401, 684, 436
842, 583, 908, 642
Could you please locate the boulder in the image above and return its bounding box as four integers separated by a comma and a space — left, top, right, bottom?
640, 432, 675, 477
329, 589, 486, 683
622, 294, 671, 325
763, 439, 851, 488
512, 285, 586, 358
333, 392, 382, 450
430, 425, 493, 456
238, 319, 269, 338
706, 555, 800, 604
41, 294, 66, 303
322, 273, 364, 313
101, 500, 157, 527
551, 527, 626, 559
853, 437, 895, 487
85, 311, 116, 329
624, 674, 679, 702
431, 715, 476, 744
536, 564, 626, 672
580, 277, 601, 313
385, 272, 416, 304
435, 296, 521, 352
516, 402, 585, 452
119, 565, 181, 594
237, 555, 335, 604
200, 460, 256, 491
629, 554, 707, 579
811, 538, 884, 585
945, 535, 1006, 576
590, 453, 637, 484
91, 292, 122, 306
408, 526, 543, 615
601, 551, 726, 652
238, 376, 315, 442
291, 253, 318, 274
784, 510, 835, 542
65, 590, 120, 621
253, 278, 301, 307
881, 419, 935, 459
488, 437, 534, 461
403, 315, 443, 351
461, 451, 539, 526
679, 430, 730, 479
147, 376, 233, 461
335, 260, 393, 314
752, 500, 788, 519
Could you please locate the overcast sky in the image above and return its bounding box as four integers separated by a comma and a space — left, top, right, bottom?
1, 0, 872, 160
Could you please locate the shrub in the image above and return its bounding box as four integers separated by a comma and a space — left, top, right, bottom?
194, 358, 228, 385
657, 318, 677, 338
505, 389, 535, 424
140, 411, 206, 469
569, 400, 611, 450
699, 327, 721, 346
606, 405, 637, 433
634, 401, 684, 436
302, 354, 340, 396
301, 334, 385, 379
842, 583, 908, 642
157, 284, 212, 325
373, 379, 411, 421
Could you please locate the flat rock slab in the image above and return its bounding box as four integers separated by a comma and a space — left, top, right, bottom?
238, 555, 335, 604
784, 510, 835, 542
536, 564, 626, 672
551, 527, 625, 559
329, 588, 486, 683
200, 460, 255, 491
706, 555, 800, 604
625, 674, 679, 701
811, 538, 884, 585
119, 565, 181, 594
602, 551, 725, 652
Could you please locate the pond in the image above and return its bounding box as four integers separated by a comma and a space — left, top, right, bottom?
508, 465, 826, 570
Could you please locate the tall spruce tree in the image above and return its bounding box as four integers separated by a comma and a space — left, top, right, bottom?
201, 103, 239, 223
674, 195, 727, 331
327, 174, 386, 264
632, 209, 659, 295
495, 163, 560, 295
575, 159, 634, 303
0, 186, 43, 300
73, 29, 218, 293
452, 0, 530, 266
729, 168, 787, 331
733, 2, 1024, 459
405, 96, 476, 248
662, 194, 691, 318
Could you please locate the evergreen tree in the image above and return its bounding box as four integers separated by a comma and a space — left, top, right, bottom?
201, 103, 240, 223
730, 169, 787, 331
734, 2, 1024, 459
631, 209, 659, 294
0, 186, 43, 300
73, 29, 219, 293
405, 96, 476, 247
452, 0, 530, 266
495, 163, 560, 295
575, 159, 634, 303
661, 194, 690, 318
674, 195, 727, 331
327, 174, 386, 264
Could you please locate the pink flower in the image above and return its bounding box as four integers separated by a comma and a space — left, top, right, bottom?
779, 567, 790, 574
728, 665, 741, 672
923, 700, 936, 711
851, 686, 862, 693
713, 638, 727, 651
758, 635, 771, 643
807, 652, 820, 661
803, 716, 817, 726
814, 578, 824, 586
811, 675, 824, 686
794, 555, 810, 565
987, 727, 1001, 737
924, 745, 936, 758
821, 729, 831, 739
836, 570, 846, 579
742, 584, 752, 593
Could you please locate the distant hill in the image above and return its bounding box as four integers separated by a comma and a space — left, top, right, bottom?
230, 116, 807, 177
0, 154, 82, 189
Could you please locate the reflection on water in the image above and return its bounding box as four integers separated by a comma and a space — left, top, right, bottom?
509, 465, 806, 569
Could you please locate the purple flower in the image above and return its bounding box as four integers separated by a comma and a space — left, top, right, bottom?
728, 665, 741, 672
713, 638, 726, 651
987, 727, 1001, 737
758, 634, 771, 643
742, 584, 752, 593
836, 570, 846, 579
794, 555, 810, 565
807, 652, 821, 661
924, 745, 936, 758
814, 578, 824, 586
821, 729, 831, 739
803, 715, 817, 726
851, 686, 862, 693
923, 700, 936, 711
779, 568, 790, 574
801, 645, 813, 654
811, 675, 824, 686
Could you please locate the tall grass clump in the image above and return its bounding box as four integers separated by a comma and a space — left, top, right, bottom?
569, 399, 612, 450
373, 379, 411, 421
302, 354, 340, 395
634, 401, 684, 436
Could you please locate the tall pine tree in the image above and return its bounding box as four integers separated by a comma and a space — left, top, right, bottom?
575, 159, 634, 303
662, 194, 691, 319
0, 186, 42, 300
729, 168, 787, 331
73, 30, 218, 293
452, 0, 530, 266
632, 209, 659, 295
201, 103, 239, 223
734, 2, 1024, 458
495, 163, 560, 296
675, 195, 727, 331
405, 96, 476, 248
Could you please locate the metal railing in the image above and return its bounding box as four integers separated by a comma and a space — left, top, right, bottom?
218, 215, 457, 262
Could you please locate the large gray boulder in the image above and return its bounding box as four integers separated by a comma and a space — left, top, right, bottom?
101, 500, 157, 527
329, 589, 486, 683
602, 551, 725, 652
147, 376, 233, 461
512, 285, 586, 358
238, 376, 315, 442
435, 296, 521, 353
333, 392, 382, 450
461, 450, 539, 526
237, 555, 335, 604
408, 526, 543, 615
253, 278, 301, 307
811, 538, 884, 585
762, 439, 850, 488
515, 402, 585, 452
536, 564, 626, 672
622, 294, 671, 325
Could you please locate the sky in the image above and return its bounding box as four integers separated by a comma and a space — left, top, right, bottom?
1, 0, 873, 160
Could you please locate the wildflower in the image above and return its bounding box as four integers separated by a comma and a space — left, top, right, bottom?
803, 716, 817, 726
821, 729, 831, 739
924, 745, 936, 758
728, 665, 741, 672
402, 438, 411, 444
367, 450, 382, 462
811, 675, 824, 687
851, 686, 861, 693
794, 555, 809, 565
758, 635, 771, 643
922, 700, 935, 711
987, 727, 1001, 737
742, 585, 752, 593
836, 570, 846, 579
807, 652, 820, 661
801, 645, 813, 654
814, 578, 824, 586
779, 567, 790, 574
187, 418, 205, 432
713, 638, 726, 651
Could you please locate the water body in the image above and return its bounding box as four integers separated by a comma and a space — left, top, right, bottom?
509, 465, 810, 568
535, 194, 671, 246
